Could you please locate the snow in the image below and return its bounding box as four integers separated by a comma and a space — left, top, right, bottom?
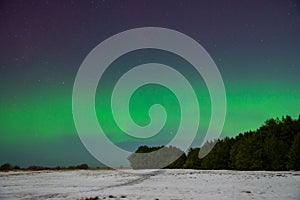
0, 169, 299, 199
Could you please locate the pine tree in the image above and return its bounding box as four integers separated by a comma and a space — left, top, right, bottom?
287, 133, 300, 170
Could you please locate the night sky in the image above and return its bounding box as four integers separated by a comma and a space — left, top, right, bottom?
1, 0, 299, 167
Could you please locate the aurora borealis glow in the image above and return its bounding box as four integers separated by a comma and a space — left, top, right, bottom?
1, 0, 299, 167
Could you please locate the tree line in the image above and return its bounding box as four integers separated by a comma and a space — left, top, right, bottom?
0, 163, 90, 171
128, 115, 300, 170
1, 115, 299, 171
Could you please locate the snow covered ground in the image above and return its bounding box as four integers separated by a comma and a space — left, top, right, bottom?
0, 169, 299, 200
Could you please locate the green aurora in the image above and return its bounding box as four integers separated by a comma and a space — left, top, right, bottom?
1, 72, 299, 167
1, 78, 299, 142
1, 0, 299, 167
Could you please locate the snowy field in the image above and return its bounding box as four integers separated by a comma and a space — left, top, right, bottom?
0, 169, 299, 200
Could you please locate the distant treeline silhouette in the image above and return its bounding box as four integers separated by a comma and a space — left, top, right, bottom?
0, 163, 90, 171
129, 115, 300, 170
1, 115, 299, 171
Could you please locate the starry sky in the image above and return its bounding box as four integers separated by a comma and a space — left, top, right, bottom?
0, 0, 299, 167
